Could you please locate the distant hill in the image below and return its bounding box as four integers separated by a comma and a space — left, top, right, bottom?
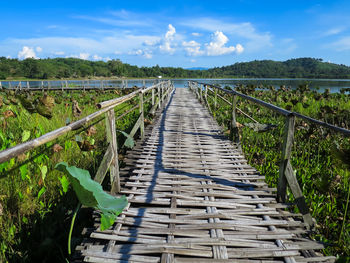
0, 57, 349, 79
186, 67, 209, 70
207, 58, 350, 79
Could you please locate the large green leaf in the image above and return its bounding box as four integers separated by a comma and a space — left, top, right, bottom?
55, 162, 128, 230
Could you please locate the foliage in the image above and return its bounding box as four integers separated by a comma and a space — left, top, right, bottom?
0, 87, 152, 262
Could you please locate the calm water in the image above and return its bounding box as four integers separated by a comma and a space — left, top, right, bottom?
2, 78, 350, 93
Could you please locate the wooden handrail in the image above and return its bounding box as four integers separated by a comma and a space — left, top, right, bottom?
193, 81, 350, 136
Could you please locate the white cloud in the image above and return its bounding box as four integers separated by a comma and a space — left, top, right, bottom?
205, 31, 236, 56
235, 44, 244, 54
54, 51, 65, 55
190, 59, 196, 63
36, 46, 43, 52
129, 49, 153, 59
93, 54, 103, 60
182, 40, 204, 56
191, 32, 202, 37
18, 46, 37, 59
323, 27, 345, 36
328, 36, 350, 51
181, 18, 272, 52
79, 53, 90, 60
159, 24, 176, 54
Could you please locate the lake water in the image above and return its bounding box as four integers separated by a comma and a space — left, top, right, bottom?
1, 78, 350, 93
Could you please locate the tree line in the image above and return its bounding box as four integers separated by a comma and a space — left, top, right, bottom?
0, 57, 349, 80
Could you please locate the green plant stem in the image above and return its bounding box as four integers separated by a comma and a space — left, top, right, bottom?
339, 171, 350, 243
68, 203, 81, 255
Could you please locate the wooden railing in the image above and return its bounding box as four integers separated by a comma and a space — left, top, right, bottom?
0, 79, 160, 91
188, 80, 350, 229
0, 80, 174, 193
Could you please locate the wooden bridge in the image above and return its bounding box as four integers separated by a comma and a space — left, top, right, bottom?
1, 80, 345, 262
75, 87, 335, 263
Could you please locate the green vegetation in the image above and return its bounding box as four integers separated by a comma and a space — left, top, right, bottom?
1, 57, 350, 80
0, 87, 151, 262
203, 84, 350, 259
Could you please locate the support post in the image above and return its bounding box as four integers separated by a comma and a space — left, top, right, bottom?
277, 115, 295, 203
65, 80, 68, 89
143, 79, 146, 87
214, 88, 218, 109
19, 81, 22, 90
205, 84, 208, 100
139, 92, 144, 139
277, 114, 313, 228
105, 109, 120, 193
158, 84, 161, 108
27, 81, 30, 89
230, 95, 239, 144
152, 88, 155, 106
200, 84, 203, 103
61, 81, 64, 92
0, 81, 2, 90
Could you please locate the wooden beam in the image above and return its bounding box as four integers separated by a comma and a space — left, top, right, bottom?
105, 109, 120, 193
277, 115, 295, 203
94, 144, 113, 184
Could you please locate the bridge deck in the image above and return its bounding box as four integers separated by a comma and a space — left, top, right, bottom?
77, 88, 334, 262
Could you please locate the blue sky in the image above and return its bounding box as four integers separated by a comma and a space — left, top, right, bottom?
1, 0, 350, 67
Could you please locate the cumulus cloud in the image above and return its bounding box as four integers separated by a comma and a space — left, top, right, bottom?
205, 31, 236, 56
181, 18, 272, 52
93, 54, 103, 60
36, 46, 43, 52
129, 49, 153, 59
159, 24, 176, 54
79, 53, 90, 60
182, 40, 204, 56
18, 46, 37, 59
235, 44, 244, 54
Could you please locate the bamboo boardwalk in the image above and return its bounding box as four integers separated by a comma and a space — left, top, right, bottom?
76, 87, 334, 263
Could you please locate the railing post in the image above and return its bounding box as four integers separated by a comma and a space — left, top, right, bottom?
158, 84, 161, 108
65, 80, 68, 89
200, 84, 203, 103
61, 81, 64, 91
151, 88, 155, 106
0, 81, 2, 90
27, 81, 30, 89
214, 88, 218, 109
205, 84, 208, 100
230, 95, 239, 144
277, 114, 313, 228
139, 91, 144, 139
105, 109, 120, 193
278, 115, 295, 203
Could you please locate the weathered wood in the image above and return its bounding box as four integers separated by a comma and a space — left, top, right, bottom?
277, 115, 294, 203
214, 87, 217, 108
152, 88, 155, 105
106, 109, 120, 193
77, 87, 332, 263
230, 95, 239, 144
94, 144, 113, 184
139, 92, 145, 139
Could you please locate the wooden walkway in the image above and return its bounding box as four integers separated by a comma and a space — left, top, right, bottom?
77, 88, 334, 263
